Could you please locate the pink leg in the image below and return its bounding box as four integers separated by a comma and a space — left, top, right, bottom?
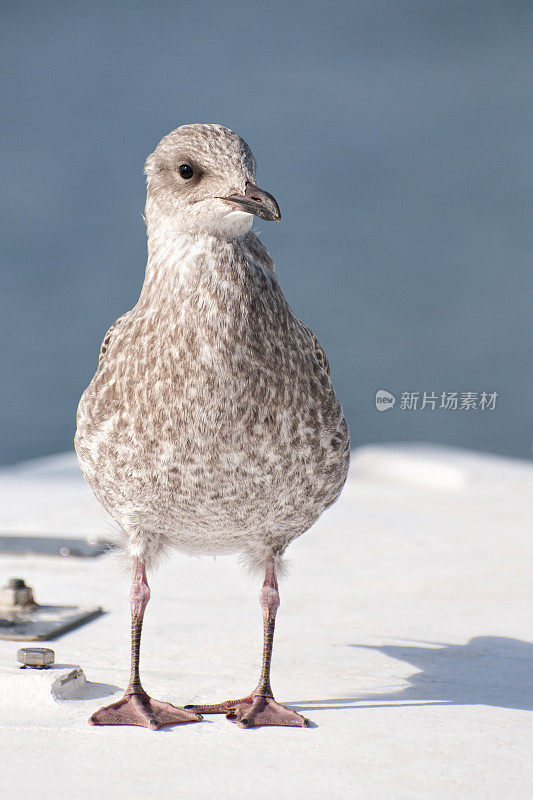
90, 560, 202, 729
186, 558, 310, 728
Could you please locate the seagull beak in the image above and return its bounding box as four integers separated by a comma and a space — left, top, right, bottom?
221, 181, 281, 222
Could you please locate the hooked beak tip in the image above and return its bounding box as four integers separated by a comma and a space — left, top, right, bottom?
222, 182, 281, 222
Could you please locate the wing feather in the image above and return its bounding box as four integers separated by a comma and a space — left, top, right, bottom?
98, 314, 128, 368
299, 322, 330, 376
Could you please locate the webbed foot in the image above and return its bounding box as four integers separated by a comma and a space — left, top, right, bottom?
186, 693, 310, 728
90, 690, 203, 729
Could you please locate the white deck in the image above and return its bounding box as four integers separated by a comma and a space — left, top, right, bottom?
0, 445, 532, 799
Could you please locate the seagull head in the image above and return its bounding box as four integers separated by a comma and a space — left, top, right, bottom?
144, 123, 281, 238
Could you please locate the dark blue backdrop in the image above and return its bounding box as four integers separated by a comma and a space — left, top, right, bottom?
2, 0, 532, 463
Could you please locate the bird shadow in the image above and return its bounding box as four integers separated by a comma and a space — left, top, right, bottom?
289, 636, 533, 713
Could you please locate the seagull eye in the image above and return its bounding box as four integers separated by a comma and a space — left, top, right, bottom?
178, 164, 194, 179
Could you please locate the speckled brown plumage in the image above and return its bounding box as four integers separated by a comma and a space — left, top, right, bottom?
76, 124, 349, 573
75, 124, 350, 729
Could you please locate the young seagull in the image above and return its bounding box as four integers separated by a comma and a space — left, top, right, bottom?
75, 124, 350, 730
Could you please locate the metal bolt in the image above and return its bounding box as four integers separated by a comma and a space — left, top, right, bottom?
8, 578, 26, 589
0, 578, 35, 609
17, 647, 55, 669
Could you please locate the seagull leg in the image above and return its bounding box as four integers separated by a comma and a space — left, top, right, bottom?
89, 559, 202, 729
186, 558, 310, 728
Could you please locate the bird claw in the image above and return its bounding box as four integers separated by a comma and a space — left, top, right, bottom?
90, 690, 203, 729
186, 693, 310, 728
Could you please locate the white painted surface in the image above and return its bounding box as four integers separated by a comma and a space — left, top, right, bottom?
0, 446, 532, 799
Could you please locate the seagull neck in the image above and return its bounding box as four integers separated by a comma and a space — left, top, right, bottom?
139, 223, 253, 309
145, 223, 235, 260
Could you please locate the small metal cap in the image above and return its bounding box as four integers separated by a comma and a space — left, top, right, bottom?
8, 578, 26, 589
1, 577, 35, 609
17, 647, 55, 668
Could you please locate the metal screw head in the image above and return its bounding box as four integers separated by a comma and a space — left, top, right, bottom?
1, 578, 35, 609
8, 578, 27, 590
17, 647, 55, 668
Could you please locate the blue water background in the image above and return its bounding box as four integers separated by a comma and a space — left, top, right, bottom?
1, 0, 532, 463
